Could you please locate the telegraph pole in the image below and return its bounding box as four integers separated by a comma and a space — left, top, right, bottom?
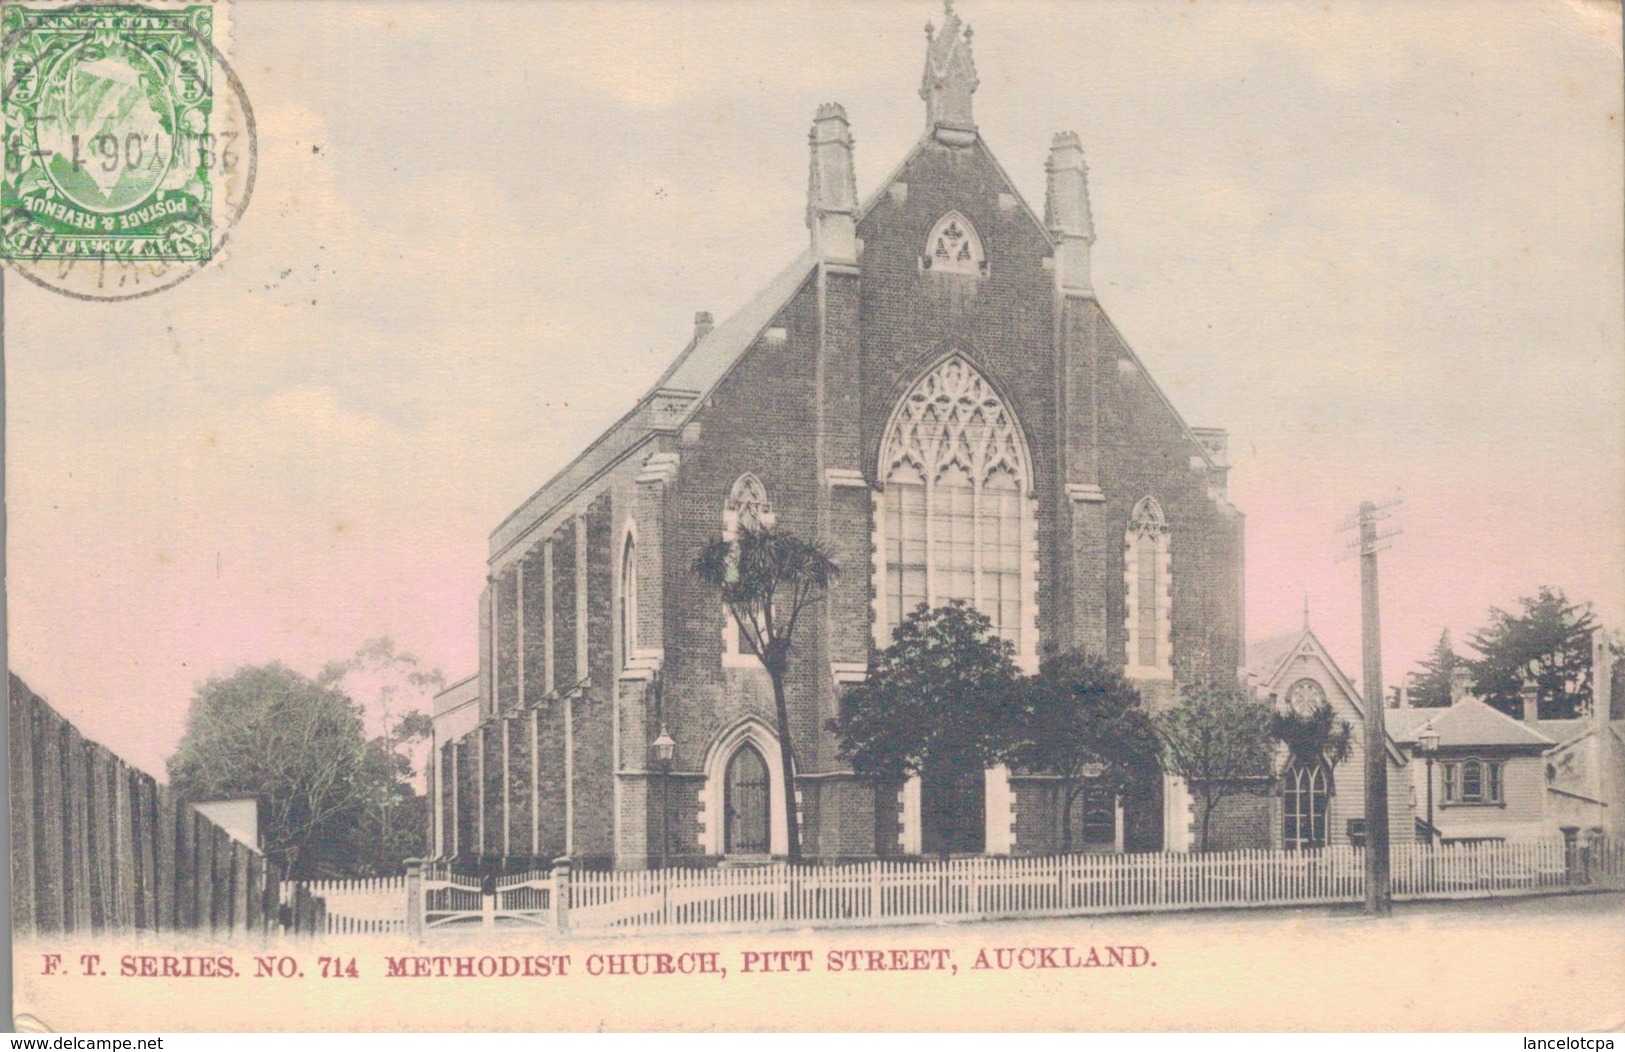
1341, 499, 1399, 916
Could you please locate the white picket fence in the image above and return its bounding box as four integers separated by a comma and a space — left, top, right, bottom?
561, 837, 1617, 932
281, 876, 409, 935
287, 838, 1618, 937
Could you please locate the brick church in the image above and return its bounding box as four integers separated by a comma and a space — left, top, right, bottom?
431, 2, 1245, 868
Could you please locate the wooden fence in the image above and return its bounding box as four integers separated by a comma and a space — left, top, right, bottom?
282, 877, 409, 935
8, 674, 324, 938
390, 837, 1619, 937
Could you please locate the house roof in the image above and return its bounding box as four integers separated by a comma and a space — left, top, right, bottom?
1392, 697, 1557, 751
1244, 631, 1303, 685
1383, 707, 1438, 744
658, 249, 817, 417
488, 118, 1227, 560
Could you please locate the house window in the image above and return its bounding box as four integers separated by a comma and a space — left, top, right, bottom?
878, 355, 1032, 658
722, 474, 774, 665
1443, 758, 1503, 805
922, 211, 986, 276
1283, 759, 1330, 850
1125, 496, 1172, 677
618, 532, 637, 668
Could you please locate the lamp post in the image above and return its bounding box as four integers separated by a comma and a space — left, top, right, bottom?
651, 726, 676, 870
1417, 726, 1440, 846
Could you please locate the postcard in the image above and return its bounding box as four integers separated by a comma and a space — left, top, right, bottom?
6, 0, 1623, 1033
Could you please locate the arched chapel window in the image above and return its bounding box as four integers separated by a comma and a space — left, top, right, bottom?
1283, 759, 1330, 851
878, 355, 1033, 660
722, 475, 774, 665
923, 211, 986, 276
619, 532, 637, 668
1125, 496, 1172, 678
724, 474, 773, 538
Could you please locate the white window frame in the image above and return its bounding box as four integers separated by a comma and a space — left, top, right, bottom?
871, 354, 1038, 672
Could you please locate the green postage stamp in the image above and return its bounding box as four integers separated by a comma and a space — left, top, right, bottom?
1, 2, 252, 294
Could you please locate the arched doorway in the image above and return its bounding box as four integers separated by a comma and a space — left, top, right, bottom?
724, 744, 771, 855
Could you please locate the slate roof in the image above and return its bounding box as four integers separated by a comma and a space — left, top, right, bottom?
1244, 631, 1303, 685
1388, 697, 1556, 751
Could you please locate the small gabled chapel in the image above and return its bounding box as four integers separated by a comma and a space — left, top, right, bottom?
432, 2, 1246, 868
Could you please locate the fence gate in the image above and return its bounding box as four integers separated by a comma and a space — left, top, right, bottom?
418, 863, 553, 932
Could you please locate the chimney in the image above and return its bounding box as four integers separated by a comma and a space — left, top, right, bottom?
806, 103, 858, 266
920, 0, 978, 146
1045, 132, 1097, 297
1520, 683, 1539, 723
693, 311, 713, 342
1449, 666, 1471, 706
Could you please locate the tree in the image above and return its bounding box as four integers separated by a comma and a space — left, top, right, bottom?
1467, 587, 1597, 720
317, 637, 445, 792
1154, 683, 1274, 853
1269, 701, 1353, 773
1012, 650, 1160, 852
829, 601, 1023, 858
694, 525, 837, 862
168, 663, 404, 877
1407, 629, 1462, 708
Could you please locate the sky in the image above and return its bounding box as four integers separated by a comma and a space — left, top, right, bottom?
6, 0, 1622, 777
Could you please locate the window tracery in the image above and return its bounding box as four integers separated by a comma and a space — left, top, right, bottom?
722, 474, 773, 665
877, 355, 1032, 657
1125, 496, 1172, 678
922, 211, 986, 276
1283, 759, 1330, 850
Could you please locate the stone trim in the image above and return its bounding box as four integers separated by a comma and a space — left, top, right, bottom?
697, 716, 790, 857
1066, 482, 1106, 503
824, 468, 869, 490
830, 662, 868, 685
636, 451, 681, 486
1124, 496, 1174, 682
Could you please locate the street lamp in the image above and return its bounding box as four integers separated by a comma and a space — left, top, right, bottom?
650, 726, 676, 870
1417, 726, 1440, 846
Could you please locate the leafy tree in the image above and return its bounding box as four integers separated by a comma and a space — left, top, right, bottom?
168, 663, 416, 878
694, 525, 837, 862
1407, 629, 1462, 709
317, 637, 445, 792
1269, 701, 1353, 772
830, 602, 1024, 857
1012, 650, 1159, 852
1154, 683, 1274, 853
1467, 587, 1596, 720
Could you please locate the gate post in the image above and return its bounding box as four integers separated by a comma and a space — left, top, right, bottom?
404, 859, 424, 940
552, 856, 573, 934
1561, 827, 1581, 884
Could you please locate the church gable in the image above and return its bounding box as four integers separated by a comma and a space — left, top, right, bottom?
1266, 643, 1365, 730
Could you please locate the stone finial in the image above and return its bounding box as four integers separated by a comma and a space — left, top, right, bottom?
694, 311, 713, 341
807, 102, 858, 265
1520, 682, 1539, 723
1045, 131, 1096, 296
1449, 665, 1471, 706
920, 0, 978, 145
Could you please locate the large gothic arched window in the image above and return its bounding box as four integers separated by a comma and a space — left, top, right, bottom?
877, 355, 1034, 662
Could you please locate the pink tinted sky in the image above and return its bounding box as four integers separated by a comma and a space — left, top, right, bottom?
6, 1, 1622, 777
